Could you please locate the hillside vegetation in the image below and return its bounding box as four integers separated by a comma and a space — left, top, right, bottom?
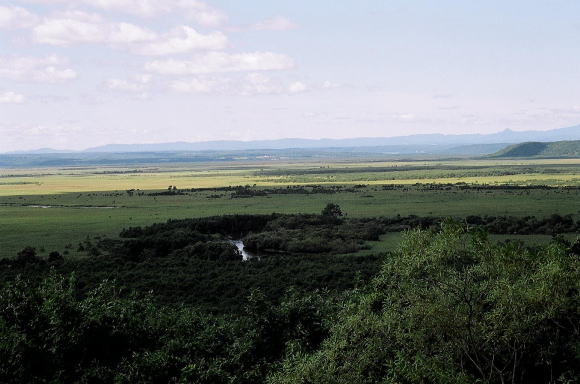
491, 140, 580, 158
1, 223, 578, 383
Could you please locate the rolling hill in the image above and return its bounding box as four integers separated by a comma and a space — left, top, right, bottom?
490, 140, 580, 158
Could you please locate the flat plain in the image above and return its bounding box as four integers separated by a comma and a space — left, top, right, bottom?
1, 158, 580, 259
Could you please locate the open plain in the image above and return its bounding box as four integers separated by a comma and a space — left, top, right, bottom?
2, 158, 579, 259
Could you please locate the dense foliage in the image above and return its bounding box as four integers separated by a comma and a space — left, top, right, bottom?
271, 224, 580, 384
243, 213, 382, 255
1, 215, 579, 383
2, 212, 580, 313
0, 213, 384, 313
0, 274, 332, 383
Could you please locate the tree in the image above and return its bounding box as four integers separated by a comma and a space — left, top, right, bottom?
16, 246, 38, 264
321, 203, 343, 218
48, 251, 64, 263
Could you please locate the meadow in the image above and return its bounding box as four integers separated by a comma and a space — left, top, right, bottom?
1, 158, 580, 259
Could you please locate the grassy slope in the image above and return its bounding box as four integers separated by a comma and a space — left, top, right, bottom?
492, 140, 580, 158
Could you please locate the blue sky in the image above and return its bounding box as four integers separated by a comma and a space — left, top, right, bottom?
1, 0, 580, 151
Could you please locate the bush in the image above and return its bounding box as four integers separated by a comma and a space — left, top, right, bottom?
48, 251, 64, 263
16, 246, 39, 264
0, 274, 333, 384
171, 241, 242, 261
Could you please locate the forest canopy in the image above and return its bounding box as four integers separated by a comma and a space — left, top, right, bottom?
1, 223, 578, 383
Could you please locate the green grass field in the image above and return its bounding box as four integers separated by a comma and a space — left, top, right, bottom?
1, 158, 580, 259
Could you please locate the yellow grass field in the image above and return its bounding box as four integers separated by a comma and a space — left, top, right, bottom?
2, 158, 580, 196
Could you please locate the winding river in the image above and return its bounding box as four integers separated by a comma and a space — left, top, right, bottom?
231, 240, 260, 261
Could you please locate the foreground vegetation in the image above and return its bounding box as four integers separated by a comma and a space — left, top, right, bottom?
272, 224, 580, 384
1, 224, 578, 383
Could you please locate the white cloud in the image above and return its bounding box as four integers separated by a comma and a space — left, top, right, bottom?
32, 13, 104, 45
32, 11, 156, 45
109, 22, 159, 44
145, 52, 294, 75
0, 55, 77, 83
105, 75, 151, 92
242, 73, 277, 95
322, 80, 340, 89
167, 74, 309, 96
0, 91, 25, 104
106, 79, 143, 92
32, 11, 226, 55
0, 5, 39, 29
288, 81, 307, 93
392, 113, 416, 121
170, 77, 216, 93
180, 0, 227, 27
23, 123, 82, 136
23, 0, 227, 26
134, 26, 227, 56
240, 74, 308, 96
251, 17, 298, 31
78, 0, 169, 17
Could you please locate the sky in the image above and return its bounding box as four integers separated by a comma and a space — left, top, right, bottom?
1, 0, 580, 151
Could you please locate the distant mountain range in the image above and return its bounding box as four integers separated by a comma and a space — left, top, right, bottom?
490, 140, 580, 158
8, 124, 580, 154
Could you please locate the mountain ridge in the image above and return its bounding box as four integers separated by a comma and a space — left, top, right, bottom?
83, 125, 580, 153
6, 124, 580, 154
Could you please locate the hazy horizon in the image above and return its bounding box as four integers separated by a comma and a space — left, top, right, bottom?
4, 124, 580, 154
2, 1, 580, 152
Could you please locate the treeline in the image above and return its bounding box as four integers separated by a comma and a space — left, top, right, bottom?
377, 213, 580, 235
142, 185, 365, 198
4, 212, 579, 270
243, 214, 382, 254
465, 214, 579, 234
119, 214, 272, 239
117, 212, 580, 255
116, 212, 383, 259
97, 183, 580, 201
81, 183, 580, 199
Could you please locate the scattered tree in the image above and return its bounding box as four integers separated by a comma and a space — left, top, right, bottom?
16, 246, 38, 264
321, 203, 343, 218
